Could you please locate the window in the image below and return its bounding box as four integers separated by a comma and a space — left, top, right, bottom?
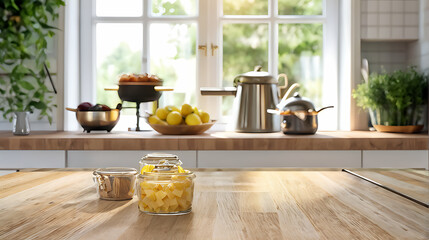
81, 0, 338, 130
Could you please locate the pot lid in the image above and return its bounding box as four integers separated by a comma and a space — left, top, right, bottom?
280, 92, 315, 111
235, 66, 277, 84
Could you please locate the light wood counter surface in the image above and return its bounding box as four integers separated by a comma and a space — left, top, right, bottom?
0, 130, 427, 150
0, 169, 428, 239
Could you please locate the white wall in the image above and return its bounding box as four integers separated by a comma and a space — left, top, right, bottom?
409, 0, 429, 71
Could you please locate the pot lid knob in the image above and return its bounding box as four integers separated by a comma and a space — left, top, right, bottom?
283, 92, 315, 111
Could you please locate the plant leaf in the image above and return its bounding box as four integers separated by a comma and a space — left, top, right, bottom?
19, 81, 35, 90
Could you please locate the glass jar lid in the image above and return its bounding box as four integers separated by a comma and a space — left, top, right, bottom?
140, 153, 183, 173
93, 167, 138, 176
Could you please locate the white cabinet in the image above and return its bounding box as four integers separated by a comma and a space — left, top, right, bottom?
197, 150, 361, 168
0, 170, 17, 176
0, 150, 66, 169
361, 0, 419, 40
67, 150, 197, 169
362, 150, 428, 168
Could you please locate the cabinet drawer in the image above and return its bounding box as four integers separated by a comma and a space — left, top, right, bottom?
0, 150, 65, 168
197, 150, 361, 168
67, 151, 197, 169
362, 150, 428, 168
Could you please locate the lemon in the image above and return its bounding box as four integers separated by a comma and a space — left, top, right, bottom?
155, 108, 169, 120
158, 120, 168, 125
177, 166, 185, 173
165, 105, 180, 112
181, 103, 193, 117
199, 111, 210, 123
193, 107, 200, 116
148, 115, 160, 124
185, 113, 202, 126
166, 111, 183, 125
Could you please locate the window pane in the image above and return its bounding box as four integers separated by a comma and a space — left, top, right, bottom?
278, 0, 323, 15
96, 23, 143, 109
96, 0, 142, 17
278, 24, 323, 108
222, 23, 268, 115
223, 0, 268, 15
150, 23, 197, 106
152, 0, 197, 16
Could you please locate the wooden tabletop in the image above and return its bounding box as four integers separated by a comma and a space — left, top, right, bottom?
352, 169, 429, 205
0, 130, 427, 150
1, 169, 428, 239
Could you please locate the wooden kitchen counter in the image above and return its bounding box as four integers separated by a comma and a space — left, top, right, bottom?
0, 130, 427, 150
0, 169, 428, 239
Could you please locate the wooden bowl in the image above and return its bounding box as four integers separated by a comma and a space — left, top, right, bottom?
373, 125, 424, 133
149, 121, 215, 135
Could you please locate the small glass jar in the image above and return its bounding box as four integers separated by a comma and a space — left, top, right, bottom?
137, 153, 196, 215
93, 167, 138, 200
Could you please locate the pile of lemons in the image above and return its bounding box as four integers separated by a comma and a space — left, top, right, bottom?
148, 104, 210, 126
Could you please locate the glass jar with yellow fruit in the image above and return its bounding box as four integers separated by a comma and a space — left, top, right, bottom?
137, 153, 196, 215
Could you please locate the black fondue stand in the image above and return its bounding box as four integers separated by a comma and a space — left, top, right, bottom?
106, 82, 171, 131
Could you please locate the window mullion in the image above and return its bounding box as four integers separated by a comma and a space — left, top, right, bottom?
269, 0, 277, 77
143, 0, 149, 73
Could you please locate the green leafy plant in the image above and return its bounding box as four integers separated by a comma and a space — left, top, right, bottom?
0, 0, 64, 123
353, 67, 428, 126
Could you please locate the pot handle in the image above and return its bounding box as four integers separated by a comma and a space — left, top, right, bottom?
276, 83, 301, 109
65, 107, 77, 112
104, 87, 119, 91
277, 73, 288, 91
154, 86, 174, 92
200, 87, 237, 96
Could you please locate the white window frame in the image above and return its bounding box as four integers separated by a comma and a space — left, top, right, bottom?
80, 0, 339, 130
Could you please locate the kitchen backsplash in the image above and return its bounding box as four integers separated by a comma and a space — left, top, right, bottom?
361, 0, 419, 40
361, 42, 410, 73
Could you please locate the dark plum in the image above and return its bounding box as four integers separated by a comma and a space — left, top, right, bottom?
88, 104, 111, 111
77, 102, 93, 111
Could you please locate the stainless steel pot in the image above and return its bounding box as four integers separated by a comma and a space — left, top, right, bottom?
201, 66, 299, 133
275, 92, 333, 134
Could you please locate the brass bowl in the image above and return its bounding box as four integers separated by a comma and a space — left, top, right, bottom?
67, 108, 120, 133
149, 121, 215, 135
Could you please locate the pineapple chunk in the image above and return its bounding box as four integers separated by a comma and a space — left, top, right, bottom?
138, 201, 146, 210
165, 189, 175, 199
172, 189, 183, 197
169, 205, 178, 212
147, 192, 157, 201
140, 181, 156, 189
142, 196, 153, 206
144, 189, 154, 196
172, 182, 186, 190
177, 198, 188, 209
162, 205, 169, 212
155, 190, 167, 201
155, 197, 164, 208
184, 188, 193, 202
167, 198, 178, 207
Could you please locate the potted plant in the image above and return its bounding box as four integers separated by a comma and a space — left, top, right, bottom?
0, 0, 64, 135
353, 67, 428, 133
